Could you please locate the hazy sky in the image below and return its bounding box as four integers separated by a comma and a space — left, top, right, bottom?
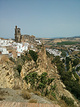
0, 0, 80, 39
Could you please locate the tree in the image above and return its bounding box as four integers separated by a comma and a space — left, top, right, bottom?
61, 51, 66, 57
24, 72, 55, 96
29, 50, 38, 62
76, 66, 80, 71
17, 65, 22, 75
53, 55, 80, 100
25, 72, 38, 89
47, 78, 54, 85
38, 82, 46, 93
72, 58, 79, 67
40, 72, 48, 84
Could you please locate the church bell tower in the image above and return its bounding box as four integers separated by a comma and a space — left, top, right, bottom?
15, 26, 21, 42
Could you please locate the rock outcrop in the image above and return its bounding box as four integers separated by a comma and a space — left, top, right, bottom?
0, 60, 22, 89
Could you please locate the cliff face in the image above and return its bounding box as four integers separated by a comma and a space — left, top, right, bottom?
0, 60, 22, 89
21, 45, 56, 78
20, 46, 79, 106
20, 46, 58, 90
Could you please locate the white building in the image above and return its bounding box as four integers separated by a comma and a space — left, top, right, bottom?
0, 39, 13, 46
0, 47, 9, 55
46, 48, 61, 56
35, 40, 41, 45
0, 38, 29, 57
16, 43, 29, 57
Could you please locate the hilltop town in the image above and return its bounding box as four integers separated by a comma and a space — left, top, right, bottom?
0, 26, 80, 107
0, 26, 41, 59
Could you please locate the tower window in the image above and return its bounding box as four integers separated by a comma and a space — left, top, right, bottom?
18, 30, 20, 33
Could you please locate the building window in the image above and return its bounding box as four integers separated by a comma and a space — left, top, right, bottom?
18, 30, 20, 33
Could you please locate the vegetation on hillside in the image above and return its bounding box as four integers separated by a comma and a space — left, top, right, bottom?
9, 46, 79, 106
17, 65, 22, 75
57, 41, 80, 45
10, 50, 38, 75
24, 72, 56, 99
61, 95, 74, 106
52, 56, 80, 100
29, 50, 38, 62
61, 51, 66, 57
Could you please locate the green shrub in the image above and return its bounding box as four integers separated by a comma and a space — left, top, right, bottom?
25, 72, 38, 88
45, 88, 49, 96
38, 83, 46, 92
53, 55, 80, 100
72, 58, 79, 67
17, 65, 22, 75
76, 66, 80, 71
24, 72, 55, 97
51, 84, 56, 91
61, 95, 74, 106
29, 50, 38, 62
21, 54, 26, 62
51, 92, 56, 98
61, 51, 66, 57
26, 56, 32, 61
40, 72, 48, 84
47, 78, 54, 85
9, 57, 15, 63
21, 54, 31, 61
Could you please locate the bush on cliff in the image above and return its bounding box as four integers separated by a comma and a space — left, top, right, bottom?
29, 50, 38, 62
17, 65, 22, 75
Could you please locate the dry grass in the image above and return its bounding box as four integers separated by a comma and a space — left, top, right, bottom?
29, 99, 37, 103
0, 90, 5, 96
22, 90, 31, 99
58, 99, 68, 107
26, 88, 33, 93
1, 55, 9, 62
0, 97, 5, 101
48, 95, 55, 101
13, 85, 21, 90
34, 91, 41, 96
0, 90, 6, 100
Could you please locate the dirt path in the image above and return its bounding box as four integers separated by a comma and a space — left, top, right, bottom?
0, 88, 52, 103
0, 88, 60, 107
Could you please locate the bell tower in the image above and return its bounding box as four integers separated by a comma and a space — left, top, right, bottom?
15, 26, 21, 42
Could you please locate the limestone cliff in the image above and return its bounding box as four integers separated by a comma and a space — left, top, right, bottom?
0, 59, 22, 89
20, 46, 79, 106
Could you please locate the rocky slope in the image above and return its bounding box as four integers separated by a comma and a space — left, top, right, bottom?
0, 46, 79, 107
21, 46, 79, 106
0, 88, 60, 107
0, 56, 23, 90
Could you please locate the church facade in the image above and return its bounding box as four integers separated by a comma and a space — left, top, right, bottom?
15, 26, 35, 43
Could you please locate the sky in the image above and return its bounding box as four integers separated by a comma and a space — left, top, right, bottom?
0, 0, 80, 39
